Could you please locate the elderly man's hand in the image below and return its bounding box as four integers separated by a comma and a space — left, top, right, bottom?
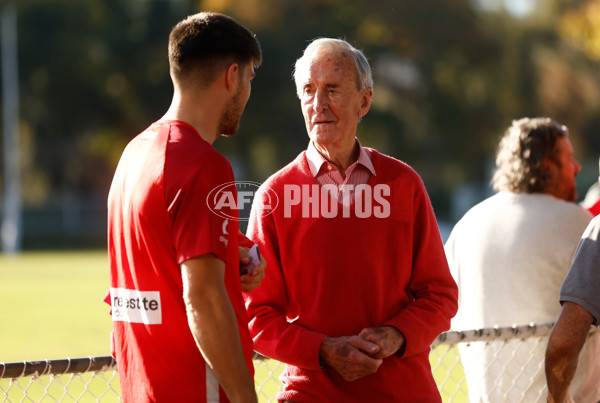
359, 326, 405, 359
319, 336, 383, 381
239, 246, 266, 292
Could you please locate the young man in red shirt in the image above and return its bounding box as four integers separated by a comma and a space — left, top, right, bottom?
106, 12, 263, 403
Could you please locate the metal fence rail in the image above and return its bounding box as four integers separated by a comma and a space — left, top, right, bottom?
0, 356, 117, 379
0, 356, 120, 402
0, 322, 565, 402
433, 322, 554, 345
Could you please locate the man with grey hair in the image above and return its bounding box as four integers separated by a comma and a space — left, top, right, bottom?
243, 37, 458, 401
445, 117, 600, 402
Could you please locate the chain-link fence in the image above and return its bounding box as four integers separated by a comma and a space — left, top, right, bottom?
0, 356, 120, 402
1, 322, 581, 402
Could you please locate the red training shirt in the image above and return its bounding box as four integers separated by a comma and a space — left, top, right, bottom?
106, 120, 254, 402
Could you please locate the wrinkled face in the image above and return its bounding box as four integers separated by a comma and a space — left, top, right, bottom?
546, 136, 581, 202
219, 63, 255, 136
297, 49, 372, 149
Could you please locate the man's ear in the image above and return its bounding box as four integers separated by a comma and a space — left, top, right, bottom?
358, 88, 373, 119
225, 63, 239, 92
541, 156, 554, 171
540, 156, 559, 185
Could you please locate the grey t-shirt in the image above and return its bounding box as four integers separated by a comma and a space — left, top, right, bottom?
560, 215, 600, 325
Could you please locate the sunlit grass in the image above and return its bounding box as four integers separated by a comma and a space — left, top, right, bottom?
0, 250, 112, 362
1, 251, 468, 402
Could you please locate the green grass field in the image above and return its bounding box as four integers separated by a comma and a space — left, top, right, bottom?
0, 251, 467, 402
0, 250, 113, 362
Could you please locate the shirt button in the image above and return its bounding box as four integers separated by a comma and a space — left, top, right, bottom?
327, 165, 332, 171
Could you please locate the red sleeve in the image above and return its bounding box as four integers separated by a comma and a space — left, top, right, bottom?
166, 149, 233, 264
382, 178, 458, 357
243, 184, 326, 370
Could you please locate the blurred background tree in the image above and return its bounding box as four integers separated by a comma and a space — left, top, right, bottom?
2, 0, 600, 248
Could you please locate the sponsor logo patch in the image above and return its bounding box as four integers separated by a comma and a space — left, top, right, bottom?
110, 287, 162, 325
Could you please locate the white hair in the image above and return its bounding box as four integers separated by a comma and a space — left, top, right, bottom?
292, 38, 373, 98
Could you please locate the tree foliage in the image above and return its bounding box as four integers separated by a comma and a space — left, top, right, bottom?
5, 0, 600, 226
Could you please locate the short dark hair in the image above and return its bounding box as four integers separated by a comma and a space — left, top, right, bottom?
492, 117, 568, 194
168, 12, 262, 85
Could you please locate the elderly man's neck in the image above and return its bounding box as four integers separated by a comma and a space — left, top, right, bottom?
313, 139, 360, 179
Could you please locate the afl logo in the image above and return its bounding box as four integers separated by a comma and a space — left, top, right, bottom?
207, 181, 279, 222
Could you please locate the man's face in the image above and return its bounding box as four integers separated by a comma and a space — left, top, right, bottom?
297, 49, 372, 149
546, 136, 581, 202
218, 63, 255, 136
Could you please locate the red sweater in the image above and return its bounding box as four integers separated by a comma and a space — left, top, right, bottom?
244, 149, 458, 402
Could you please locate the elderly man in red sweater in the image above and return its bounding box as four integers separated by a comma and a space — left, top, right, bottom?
243, 38, 458, 402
